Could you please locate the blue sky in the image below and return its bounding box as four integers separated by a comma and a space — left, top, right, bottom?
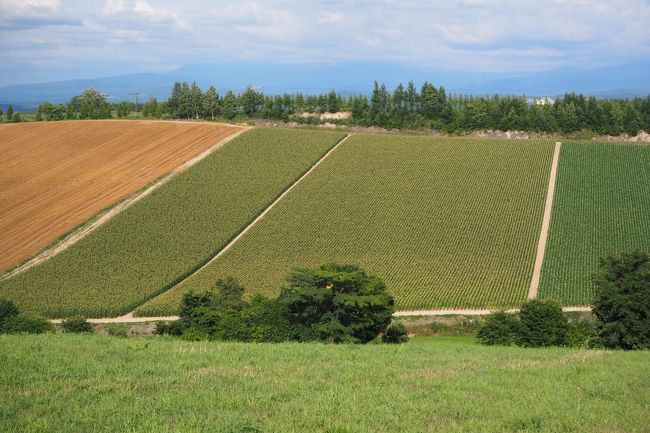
0, 0, 649, 86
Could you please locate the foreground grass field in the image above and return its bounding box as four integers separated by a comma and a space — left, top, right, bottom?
0, 120, 241, 271
140, 135, 553, 315
0, 128, 345, 317
539, 141, 650, 304
1, 335, 648, 433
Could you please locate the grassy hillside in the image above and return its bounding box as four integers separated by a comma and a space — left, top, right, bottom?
539, 141, 650, 304
1, 335, 648, 433
0, 128, 345, 317
139, 135, 554, 315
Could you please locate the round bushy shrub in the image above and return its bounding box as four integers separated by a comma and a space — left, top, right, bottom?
61, 316, 93, 333
516, 299, 568, 347
476, 311, 520, 345
0, 298, 19, 323
0, 313, 53, 334
382, 323, 409, 344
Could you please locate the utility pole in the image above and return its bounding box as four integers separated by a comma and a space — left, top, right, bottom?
130, 93, 141, 112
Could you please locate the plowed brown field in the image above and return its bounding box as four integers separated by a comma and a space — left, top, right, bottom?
0, 120, 243, 272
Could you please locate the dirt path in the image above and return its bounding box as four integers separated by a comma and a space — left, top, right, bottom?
527, 141, 562, 299
49, 306, 592, 324
1, 126, 250, 282
394, 306, 591, 317
154, 133, 353, 290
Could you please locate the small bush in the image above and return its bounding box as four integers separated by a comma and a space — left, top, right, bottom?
0, 298, 19, 323
155, 320, 183, 336
0, 313, 53, 334
476, 311, 520, 345
61, 316, 93, 333
517, 299, 568, 347
382, 323, 409, 343
566, 318, 595, 348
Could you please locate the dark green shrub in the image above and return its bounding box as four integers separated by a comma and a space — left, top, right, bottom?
566, 318, 596, 348
382, 323, 409, 343
278, 264, 395, 343
592, 251, 650, 349
516, 299, 568, 347
61, 316, 93, 333
155, 320, 183, 336
476, 311, 520, 345
0, 313, 53, 334
172, 265, 395, 344
0, 298, 19, 323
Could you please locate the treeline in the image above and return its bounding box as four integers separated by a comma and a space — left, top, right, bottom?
35, 88, 113, 121
153, 80, 650, 135
33, 80, 650, 136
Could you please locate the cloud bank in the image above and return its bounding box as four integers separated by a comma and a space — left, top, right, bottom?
0, 0, 648, 85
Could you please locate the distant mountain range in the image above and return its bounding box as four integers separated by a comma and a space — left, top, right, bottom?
1, 61, 649, 111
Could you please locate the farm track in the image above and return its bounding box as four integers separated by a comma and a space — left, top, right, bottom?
0, 125, 249, 281
527, 141, 561, 299
50, 306, 592, 324
0, 120, 244, 272
133, 133, 352, 316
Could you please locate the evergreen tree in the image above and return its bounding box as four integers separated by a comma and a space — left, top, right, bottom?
222, 90, 237, 120
169, 81, 182, 117
6, 105, 13, 121
202, 86, 220, 120
190, 82, 203, 119
241, 85, 260, 116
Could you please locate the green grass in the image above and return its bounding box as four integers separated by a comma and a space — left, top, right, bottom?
539, 141, 650, 305
0, 128, 345, 317
139, 135, 553, 315
1, 334, 648, 433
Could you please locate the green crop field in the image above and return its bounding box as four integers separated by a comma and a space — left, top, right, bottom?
538, 141, 650, 305
0, 128, 345, 317
139, 135, 554, 315
1, 334, 648, 433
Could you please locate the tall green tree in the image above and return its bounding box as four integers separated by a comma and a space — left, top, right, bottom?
76, 88, 111, 119
278, 264, 395, 343
190, 82, 203, 119
592, 251, 650, 350
222, 90, 237, 120
6, 105, 13, 121
169, 81, 182, 117
202, 86, 220, 120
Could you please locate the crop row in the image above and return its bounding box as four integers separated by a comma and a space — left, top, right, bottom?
0, 128, 346, 317
538, 141, 650, 304
138, 135, 554, 315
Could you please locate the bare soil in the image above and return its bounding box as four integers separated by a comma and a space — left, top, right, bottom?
0, 120, 243, 272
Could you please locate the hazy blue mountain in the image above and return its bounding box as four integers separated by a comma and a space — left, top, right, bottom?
1, 61, 649, 110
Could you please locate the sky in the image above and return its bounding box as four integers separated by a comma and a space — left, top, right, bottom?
0, 0, 649, 86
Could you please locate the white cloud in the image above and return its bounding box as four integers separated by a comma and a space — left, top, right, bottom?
0, 0, 649, 84
101, 0, 190, 31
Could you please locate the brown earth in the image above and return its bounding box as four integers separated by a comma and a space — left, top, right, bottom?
0, 120, 242, 272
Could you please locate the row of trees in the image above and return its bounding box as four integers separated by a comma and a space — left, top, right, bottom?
35, 88, 114, 121
30, 81, 650, 136
0, 105, 21, 122
157, 264, 406, 344
152, 80, 650, 135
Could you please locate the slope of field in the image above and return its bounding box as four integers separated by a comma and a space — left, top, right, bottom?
139, 135, 554, 315
0, 120, 242, 272
538, 141, 650, 304
2, 335, 648, 433
0, 128, 345, 317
